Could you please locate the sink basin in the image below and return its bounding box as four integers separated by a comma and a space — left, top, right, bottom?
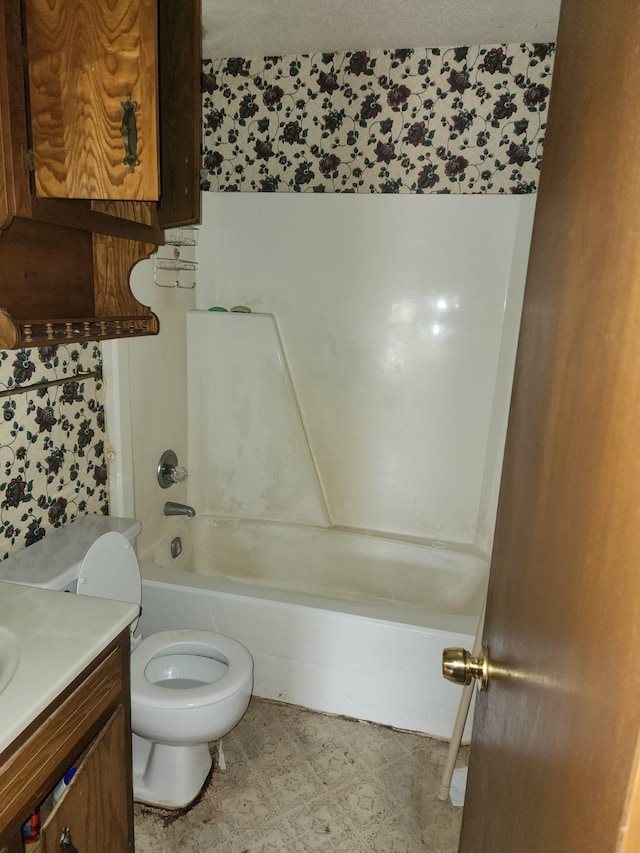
0, 626, 19, 695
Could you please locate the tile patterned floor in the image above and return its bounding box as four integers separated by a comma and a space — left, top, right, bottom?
134, 698, 466, 852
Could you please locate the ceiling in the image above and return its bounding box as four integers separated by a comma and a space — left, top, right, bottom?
201, 0, 562, 60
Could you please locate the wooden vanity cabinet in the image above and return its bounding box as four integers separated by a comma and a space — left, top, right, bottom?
39, 708, 130, 853
0, 630, 134, 853
0, 0, 201, 348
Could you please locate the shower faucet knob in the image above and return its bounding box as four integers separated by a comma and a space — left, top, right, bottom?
170, 465, 189, 484
157, 449, 188, 489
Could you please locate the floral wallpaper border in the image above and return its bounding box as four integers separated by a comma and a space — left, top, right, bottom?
0, 342, 108, 560
201, 43, 555, 194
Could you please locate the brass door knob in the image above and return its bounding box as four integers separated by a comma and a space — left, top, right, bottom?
442, 646, 490, 691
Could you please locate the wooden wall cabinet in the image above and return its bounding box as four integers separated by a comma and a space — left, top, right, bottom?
0, 631, 134, 853
26, 0, 159, 202
0, 0, 201, 349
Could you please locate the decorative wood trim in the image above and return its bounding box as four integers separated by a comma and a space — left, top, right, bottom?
0, 308, 159, 349
0, 309, 20, 349
14, 315, 159, 348
92, 233, 157, 318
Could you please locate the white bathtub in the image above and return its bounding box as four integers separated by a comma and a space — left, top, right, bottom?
137, 517, 487, 738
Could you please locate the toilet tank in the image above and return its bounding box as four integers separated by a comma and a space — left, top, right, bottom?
0, 515, 141, 591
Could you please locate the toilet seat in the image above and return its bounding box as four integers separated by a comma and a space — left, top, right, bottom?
78, 531, 141, 630
131, 629, 253, 710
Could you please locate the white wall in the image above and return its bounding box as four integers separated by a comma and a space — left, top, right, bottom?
105, 192, 534, 556
103, 256, 196, 555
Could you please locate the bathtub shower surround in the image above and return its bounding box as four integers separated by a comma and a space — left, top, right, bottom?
195, 192, 535, 545
0, 343, 108, 558
187, 311, 330, 525
201, 43, 555, 194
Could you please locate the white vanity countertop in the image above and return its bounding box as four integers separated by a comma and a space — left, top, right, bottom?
0, 580, 137, 755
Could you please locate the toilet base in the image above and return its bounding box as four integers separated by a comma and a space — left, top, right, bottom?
132, 733, 213, 809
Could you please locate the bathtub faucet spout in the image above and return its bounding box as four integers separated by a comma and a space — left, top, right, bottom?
164, 501, 196, 518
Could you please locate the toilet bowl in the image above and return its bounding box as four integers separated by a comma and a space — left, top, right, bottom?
0, 515, 254, 809
130, 629, 253, 808
131, 630, 254, 743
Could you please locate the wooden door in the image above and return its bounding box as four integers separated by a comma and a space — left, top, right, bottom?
41, 708, 131, 853
25, 0, 159, 200
458, 0, 640, 850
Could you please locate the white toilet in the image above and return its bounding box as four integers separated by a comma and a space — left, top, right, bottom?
0, 515, 254, 809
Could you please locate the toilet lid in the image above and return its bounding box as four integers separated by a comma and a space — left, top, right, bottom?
78, 532, 141, 629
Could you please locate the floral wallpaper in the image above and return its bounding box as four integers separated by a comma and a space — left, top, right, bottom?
201, 43, 555, 194
0, 342, 108, 561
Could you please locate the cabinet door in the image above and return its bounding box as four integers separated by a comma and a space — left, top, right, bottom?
40, 707, 132, 853
25, 0, 159, 201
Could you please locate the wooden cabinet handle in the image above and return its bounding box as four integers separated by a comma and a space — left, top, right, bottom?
120, 98, 140, 172
59, 826, 79, 853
